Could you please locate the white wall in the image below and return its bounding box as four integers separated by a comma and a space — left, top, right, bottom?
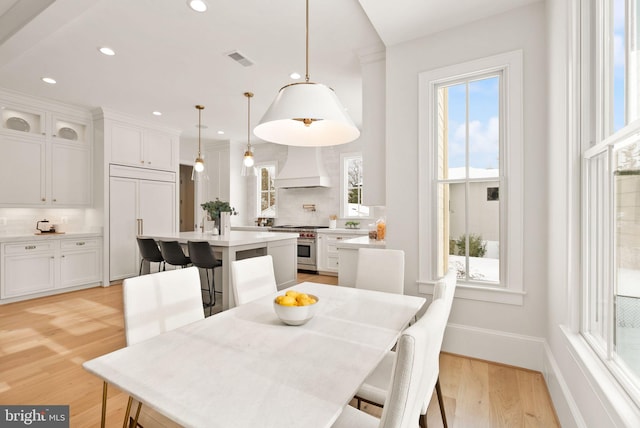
385, 2, 548, 365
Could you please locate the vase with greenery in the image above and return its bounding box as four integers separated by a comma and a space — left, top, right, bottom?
201, 198, 238, 226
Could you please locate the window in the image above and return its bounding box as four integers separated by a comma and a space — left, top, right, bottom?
341, 153, 369, 218
418, 51, 524, 305
256, 163, 276, 217
582, 0, 640, 403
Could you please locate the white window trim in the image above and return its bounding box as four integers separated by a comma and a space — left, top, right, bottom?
417, 50, 525, 305
255, 162, 277, 218
340, 152, 371, 219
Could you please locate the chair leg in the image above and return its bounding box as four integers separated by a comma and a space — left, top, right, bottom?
435, 376, 447, 428
206, 269, 214, 316
138, 259, 144, 276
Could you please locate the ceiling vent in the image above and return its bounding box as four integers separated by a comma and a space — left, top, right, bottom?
226, 51, 254, 67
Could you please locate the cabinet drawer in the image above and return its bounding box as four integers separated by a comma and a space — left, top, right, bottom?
60, 238, 99, 250
4, 241, 56, 254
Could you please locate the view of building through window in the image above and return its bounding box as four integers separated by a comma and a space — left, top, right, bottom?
436, 75, 501, 284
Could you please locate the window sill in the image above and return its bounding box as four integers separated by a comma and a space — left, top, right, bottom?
417, 279, 525, 305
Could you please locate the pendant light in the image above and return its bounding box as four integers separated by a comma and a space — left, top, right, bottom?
241, 92, 257, 177
254, 0, 360, 146
192, 105, 206, 180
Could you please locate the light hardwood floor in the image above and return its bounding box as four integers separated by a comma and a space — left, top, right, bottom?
0, 273, 559, 427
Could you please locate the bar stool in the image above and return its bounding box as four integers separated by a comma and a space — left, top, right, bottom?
187, 241, 223, 315
136, 237, 165, 275
158, 241, 191, 269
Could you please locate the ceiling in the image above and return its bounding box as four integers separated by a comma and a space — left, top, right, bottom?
0, 0, 537, 143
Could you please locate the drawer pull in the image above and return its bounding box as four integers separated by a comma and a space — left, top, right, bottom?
76, 242, 86, 246
25, 245, 36, 250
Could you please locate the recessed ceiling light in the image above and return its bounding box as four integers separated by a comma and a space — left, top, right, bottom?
99, 47, 115, 56
42, 77, 56, 84
152, 111, 162, 116
290, 72, 301, 80
187, 0, 207, 12
217, 130, 225, 135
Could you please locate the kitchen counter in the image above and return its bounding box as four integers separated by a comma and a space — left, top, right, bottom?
336, 236, 387, 287
335, 235, 386, 249
142, 231, 299, 309
0, 231, 102, 243
317, 228, 368, 235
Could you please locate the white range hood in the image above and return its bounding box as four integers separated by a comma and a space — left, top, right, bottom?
275, 146, 331, 188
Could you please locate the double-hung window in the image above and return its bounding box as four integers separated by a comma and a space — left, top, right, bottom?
582, 0, 640, 402
418, 51, 524, 305
341, 153, 369, 218
256, 163, 277, 218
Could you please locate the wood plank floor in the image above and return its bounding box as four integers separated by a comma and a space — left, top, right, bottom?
0, 273, 559, 427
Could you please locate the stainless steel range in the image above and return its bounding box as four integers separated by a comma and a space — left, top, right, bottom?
270, 225, 328, 272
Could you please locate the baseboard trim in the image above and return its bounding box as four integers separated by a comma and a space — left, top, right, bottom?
441, 322, 546, 371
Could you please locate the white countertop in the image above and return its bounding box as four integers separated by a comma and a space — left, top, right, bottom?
336, 235, 386, 249
0, 231, 102, 243
317, 228, 368, 235
142, 230, 299, 247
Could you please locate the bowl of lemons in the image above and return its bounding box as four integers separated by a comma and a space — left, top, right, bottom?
273, 290, 319, 326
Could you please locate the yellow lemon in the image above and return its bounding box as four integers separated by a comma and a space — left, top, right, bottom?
285, 290, 300, 298
278, 295, 297, 306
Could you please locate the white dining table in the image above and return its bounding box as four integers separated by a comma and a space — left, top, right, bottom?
83, 282, 425, 428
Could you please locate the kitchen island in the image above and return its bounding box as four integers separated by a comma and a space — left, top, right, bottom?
337, 236, 386, 287
141, 231, 298, 309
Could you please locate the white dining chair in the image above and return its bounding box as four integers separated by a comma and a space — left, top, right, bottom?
122, 267, 204, 427
354, 269, 457, 428
231, 255, 277, 306
354, 248, 405, 294
332, 295, 450, 428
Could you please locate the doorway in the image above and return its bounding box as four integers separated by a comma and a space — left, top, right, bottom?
179, 164, 195, 231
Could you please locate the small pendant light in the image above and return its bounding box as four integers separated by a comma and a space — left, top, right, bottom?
192, 105, 206, 180
241, 92, 257, 177
254, 0, 360, 146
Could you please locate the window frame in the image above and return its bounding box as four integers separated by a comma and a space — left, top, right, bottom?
255, 162, 277, 218
417, 50, 525, 305
340, 152, 370, 219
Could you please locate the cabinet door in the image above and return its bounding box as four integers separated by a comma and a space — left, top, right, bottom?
0, 135, 46, 205
143, 131, 175, 171
110, 177, 139, 280
51, 143, 90, 205
3, 252, 56, 298
111, 123, 143, 167
316, 234, 328, 271
139, 180, 175, 235
60, 248, 101, 287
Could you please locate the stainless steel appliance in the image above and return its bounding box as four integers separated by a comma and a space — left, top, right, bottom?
270, 225, 328, 272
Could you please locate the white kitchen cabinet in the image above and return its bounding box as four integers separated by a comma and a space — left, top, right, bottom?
0, 94, 93, 207
110, 122, 177, 171
1, 236, 103, 301
0, 135, 46, 205
109, 166, 176, 280
317, 230, 367, 276
2, 241, 56, 298
60, 238, 102, 287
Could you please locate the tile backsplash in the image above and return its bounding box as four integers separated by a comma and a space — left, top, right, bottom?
0, 208, 101, 235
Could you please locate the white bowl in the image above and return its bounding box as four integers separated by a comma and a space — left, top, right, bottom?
273, 295, 319, 326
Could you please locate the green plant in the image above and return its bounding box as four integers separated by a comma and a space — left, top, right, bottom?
455, 233, 487, 258
201, 198, 238, 220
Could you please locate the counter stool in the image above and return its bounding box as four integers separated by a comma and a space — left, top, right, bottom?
158, 241, 191, 269
187, 241, 223, 316
136, 237, 165, 275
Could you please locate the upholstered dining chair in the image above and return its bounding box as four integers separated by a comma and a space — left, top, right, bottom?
353, 270, 457, 428
332, 292, 450, 428
230, 255, 277, 306
121, 267, 204, 427
136, 237, 165, 275
355, 248, 405, 294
